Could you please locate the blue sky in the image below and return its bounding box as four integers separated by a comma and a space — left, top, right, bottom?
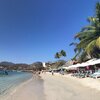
0, 0, 98, 64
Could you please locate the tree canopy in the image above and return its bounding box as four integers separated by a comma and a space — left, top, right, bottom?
70, 2, 100, 62
55, 50, 66, 59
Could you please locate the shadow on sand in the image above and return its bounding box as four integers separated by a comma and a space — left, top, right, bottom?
32, 75, 46, 100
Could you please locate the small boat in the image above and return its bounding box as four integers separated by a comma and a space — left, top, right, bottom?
0, 70, 8, 75
5, 70, 8, 75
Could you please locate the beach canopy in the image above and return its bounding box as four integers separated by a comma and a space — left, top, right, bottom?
89, 59, 100, 65
62, 64, 81, 70
61, 58, 99, 70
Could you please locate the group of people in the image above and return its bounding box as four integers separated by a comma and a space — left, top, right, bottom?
33, 70, 46, 76
32, 69, 55, 76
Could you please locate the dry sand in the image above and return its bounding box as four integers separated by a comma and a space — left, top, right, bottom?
5, 73, 100, 100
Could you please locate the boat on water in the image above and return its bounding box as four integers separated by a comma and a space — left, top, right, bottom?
0, 70, 8, 75
0, 66, 8, 75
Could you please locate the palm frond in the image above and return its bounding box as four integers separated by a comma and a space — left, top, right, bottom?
96, 37, 100, 48
85, 40, 96, 54
71, 2, 100, 60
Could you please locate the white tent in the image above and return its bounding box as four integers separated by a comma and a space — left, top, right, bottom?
79, 62, 90, 67
89, 59, 100, 65
77, 59, 97, 67
61, 59, 100, 70
62, 64, 81, 70
86, 58, 97, 62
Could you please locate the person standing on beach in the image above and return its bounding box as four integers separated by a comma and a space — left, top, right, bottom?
51, 70, 54, 75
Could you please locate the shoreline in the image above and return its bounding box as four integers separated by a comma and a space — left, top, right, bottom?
1, 77, 33, 100
2, 72, 100, 100
6, 74, 46, 100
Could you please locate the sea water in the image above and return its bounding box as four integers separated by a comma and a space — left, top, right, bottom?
0, 71, 32, 97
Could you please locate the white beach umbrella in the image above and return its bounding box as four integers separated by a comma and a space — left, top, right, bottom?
61, 66, 71, 70
90, 59, 100, 65
64, 59, 99, 70
79, 59, 97, 67
61, 67, 67, 69
65, 64, 80, 70
79, 62, 89, 67
80, 59, 100, 66
73, 64, 81, 68
86, 58, 97, 63
66, 67, 77, 70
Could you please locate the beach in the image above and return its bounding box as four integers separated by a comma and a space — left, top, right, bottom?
4, 72, 100, 100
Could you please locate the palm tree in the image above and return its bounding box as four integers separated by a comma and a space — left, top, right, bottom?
60, 50, 66, 57
55, 52, 61, 59
55, 50, 66, 59
70, 2, 100, 62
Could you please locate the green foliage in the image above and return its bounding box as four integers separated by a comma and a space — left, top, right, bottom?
55, 52, 61, 59
60, 50, 66, 57
55, 50, 66, 59
46, 60, 66, 69
70, 2, 100, 62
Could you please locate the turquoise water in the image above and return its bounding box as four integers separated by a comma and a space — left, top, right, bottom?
0, 71, 32, 95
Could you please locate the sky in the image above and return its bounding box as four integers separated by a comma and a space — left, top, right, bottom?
0, 0, 98, 64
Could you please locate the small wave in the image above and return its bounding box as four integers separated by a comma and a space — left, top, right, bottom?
0, 72, 32, 96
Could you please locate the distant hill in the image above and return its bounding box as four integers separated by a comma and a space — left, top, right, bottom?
0, 61, 44, 71
10, 64, 31, 70
30, 62, 44, 70
0, 61, 15, 66
0, 61, 31, 70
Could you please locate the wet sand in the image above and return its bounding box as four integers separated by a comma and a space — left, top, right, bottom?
6, 75, 46, 100
6, 73, 100, 100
